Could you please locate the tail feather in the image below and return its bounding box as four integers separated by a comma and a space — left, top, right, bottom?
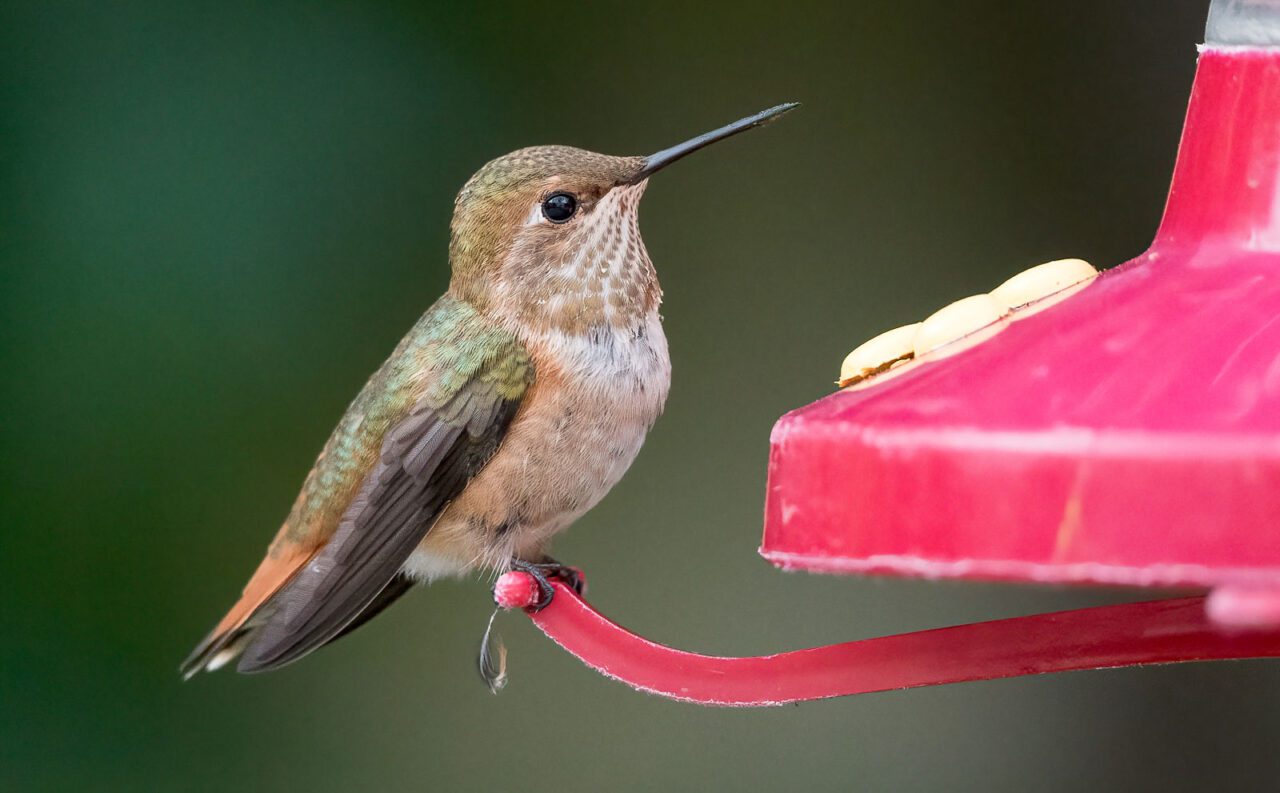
180, 625, 254, 680
180, 544, 316, 679
181, 560, 417, 678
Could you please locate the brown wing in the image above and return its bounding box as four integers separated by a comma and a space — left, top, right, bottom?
180, 298, 534, 678
232, 381, 525, 673
327, 572, 417, 644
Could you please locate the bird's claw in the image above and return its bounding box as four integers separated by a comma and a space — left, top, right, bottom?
507, 558, 586, 611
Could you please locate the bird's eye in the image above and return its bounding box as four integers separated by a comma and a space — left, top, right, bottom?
541, 192, 578, 223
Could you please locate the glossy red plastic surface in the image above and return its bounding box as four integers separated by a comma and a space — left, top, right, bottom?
761, 48, 1280, 594
518, 581, 1280, 706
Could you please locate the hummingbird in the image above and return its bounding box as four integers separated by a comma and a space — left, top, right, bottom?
181, 103, 798, 678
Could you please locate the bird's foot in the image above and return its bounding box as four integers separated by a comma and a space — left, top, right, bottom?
506, 557, 586, 611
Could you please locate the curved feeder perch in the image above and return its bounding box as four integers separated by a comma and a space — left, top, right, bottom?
496, 1, 1280, 705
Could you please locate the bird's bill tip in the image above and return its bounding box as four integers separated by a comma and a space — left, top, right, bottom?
626, 101, 800, 183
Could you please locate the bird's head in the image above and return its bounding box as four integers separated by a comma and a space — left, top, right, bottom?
448, 103, 798, 333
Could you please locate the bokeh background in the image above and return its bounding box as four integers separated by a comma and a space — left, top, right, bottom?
5, 1, 1278, 790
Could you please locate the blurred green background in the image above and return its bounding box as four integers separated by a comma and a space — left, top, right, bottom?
5, 1, 1279, 791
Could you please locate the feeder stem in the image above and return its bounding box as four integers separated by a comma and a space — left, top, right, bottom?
493, 574, 1280, 707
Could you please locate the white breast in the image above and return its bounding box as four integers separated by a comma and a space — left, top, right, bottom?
518, 313, 672, 523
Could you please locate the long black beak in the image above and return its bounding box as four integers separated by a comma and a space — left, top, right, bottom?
625, 102, 800, 184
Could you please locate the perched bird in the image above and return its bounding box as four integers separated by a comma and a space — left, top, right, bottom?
182, 103, 798, 677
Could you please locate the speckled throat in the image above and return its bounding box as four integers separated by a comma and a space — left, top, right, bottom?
495, 182, 660, 334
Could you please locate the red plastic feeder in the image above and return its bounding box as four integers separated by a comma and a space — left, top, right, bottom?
500, 2, 1280, 705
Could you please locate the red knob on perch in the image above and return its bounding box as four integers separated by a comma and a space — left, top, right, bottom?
493, 571, 541, 611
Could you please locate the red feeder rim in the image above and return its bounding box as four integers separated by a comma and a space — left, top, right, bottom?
764, 21, 1280, 624
504, 3, 1280, 704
